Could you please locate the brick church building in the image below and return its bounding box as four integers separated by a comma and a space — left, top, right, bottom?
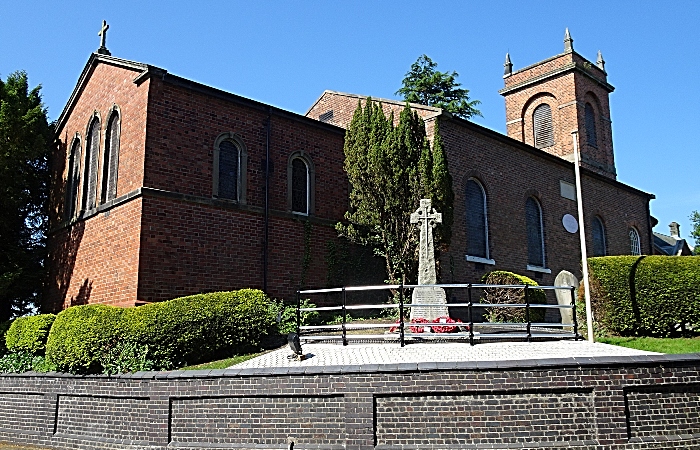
45, 30, 653, 312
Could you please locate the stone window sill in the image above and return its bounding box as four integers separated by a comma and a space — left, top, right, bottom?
466, 255, 495, 265
526, 265, 551, 274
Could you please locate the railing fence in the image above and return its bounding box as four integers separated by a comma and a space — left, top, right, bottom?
296, 283, 580, 346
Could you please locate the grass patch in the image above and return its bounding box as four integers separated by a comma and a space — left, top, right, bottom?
182, 352, 263, 370
599, 336, 700, 354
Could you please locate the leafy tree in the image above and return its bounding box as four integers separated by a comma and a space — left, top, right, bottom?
690, 211, 700, 254
396, 54, 482, 119
0, 71, 51, 321
337, 98, 454, 284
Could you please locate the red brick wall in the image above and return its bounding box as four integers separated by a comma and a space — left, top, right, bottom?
136, 78, 351, 302
46, 59, 149, 311
438, 118, 650, 287
45, 198, 142, 311
137, 195, 341, 303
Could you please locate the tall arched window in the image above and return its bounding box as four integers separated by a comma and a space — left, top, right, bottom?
585, 103, 597, 147
526, 197, 545, 267
101, 109, 120, 203
82, 116, 100, 212
629, 227, 641, 255
218, 140, 239, 200
533, 104, 554, 149
592, 216, 607, 256
64, 137, 81, 221
465, 178, 488, 259
287, 152, 315, 215
213, 132, 247, 203
291, 158, 309, 214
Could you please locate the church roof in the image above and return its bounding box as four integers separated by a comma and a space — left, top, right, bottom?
653, 232, 694, 256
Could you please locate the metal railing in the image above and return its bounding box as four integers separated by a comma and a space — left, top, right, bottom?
295, 283, 580, 346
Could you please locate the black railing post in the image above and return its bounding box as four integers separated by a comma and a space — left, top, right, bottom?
468, 284, 474, 346
399, 283, 405, 348
525, 285, 531, 342
342, 287, 347, 346
570, 286, 580, 340
296, 290, 301, 336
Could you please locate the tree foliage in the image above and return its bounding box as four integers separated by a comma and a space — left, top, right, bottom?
396, 54, 482, 119
337, 98, 454, 284
690, 211, 700, 254
0, 71, 51, 321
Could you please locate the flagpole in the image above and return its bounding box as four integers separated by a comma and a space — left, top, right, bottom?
572, 130, 594, 342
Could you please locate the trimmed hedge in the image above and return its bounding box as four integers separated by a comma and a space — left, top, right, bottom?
482, 271, 547, 322
46, 289, 278, 374
586, 256, 700, 336
5, 314, 56, 355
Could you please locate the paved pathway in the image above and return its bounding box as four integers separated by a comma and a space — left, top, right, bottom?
233, 340, 658, 369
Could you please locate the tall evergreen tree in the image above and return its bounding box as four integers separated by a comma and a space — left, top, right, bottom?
396, 54, 482, 120
690, 210, 700, 254
338, 98, 454, 284
0, 71, 51, 321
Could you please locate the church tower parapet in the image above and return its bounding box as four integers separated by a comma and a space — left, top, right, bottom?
499, 29, 617, 179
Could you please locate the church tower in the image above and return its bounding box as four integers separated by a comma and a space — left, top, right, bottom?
500, 29, 617, 179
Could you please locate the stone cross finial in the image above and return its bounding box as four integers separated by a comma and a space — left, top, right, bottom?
97, 20, 111, 56
410, 199, 442, 285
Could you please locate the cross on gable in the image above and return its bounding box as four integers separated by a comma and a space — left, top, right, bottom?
97, 20, 111, 55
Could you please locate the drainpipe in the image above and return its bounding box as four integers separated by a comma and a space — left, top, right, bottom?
263, 108, 271, 293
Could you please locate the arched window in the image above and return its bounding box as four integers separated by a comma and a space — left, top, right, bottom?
592, 216, 607, 256
585, 103, 597, 147
287, 152, 315, 215
526, 197, 545, 267
101, 109, 120, 203
533, 104, 554, 149
213, 133, 247, 203
82, 116, 100, 212
64, 137, 81, 221
629, 227, 641, 255
291, 158, 309, 214
465, 178, 488, 259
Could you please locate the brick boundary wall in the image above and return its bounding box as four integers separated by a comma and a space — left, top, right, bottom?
1, 354, 700, 449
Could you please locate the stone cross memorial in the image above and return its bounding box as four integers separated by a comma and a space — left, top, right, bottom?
410, 199, 449, 320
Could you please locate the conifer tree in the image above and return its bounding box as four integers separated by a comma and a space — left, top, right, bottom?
0, 71, 51, 321
337, 98, 454, 284
396, 54, 481, 119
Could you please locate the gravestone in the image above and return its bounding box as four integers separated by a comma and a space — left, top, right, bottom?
410, 199, 448, 320
554, 270, 578, 329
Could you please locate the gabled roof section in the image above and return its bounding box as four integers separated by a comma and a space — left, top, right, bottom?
55, 53, 165, 133
305, 90, 444, 118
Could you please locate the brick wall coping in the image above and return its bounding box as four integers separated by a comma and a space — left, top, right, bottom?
4, 352, 698, 380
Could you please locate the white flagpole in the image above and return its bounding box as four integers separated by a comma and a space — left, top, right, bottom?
572, 130, 594, 342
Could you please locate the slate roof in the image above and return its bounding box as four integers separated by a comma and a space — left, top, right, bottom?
653, 232, 694, 256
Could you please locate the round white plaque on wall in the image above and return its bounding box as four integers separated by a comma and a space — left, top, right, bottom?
562, 214, 578, 233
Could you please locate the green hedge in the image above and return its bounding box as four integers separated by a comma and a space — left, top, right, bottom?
46, 289, 277, 374
587, 256, 700, 336
481, 271, 547, 322
5, 314, 56, 355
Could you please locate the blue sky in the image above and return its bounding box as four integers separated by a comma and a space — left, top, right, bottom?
2, 1, 698, 244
